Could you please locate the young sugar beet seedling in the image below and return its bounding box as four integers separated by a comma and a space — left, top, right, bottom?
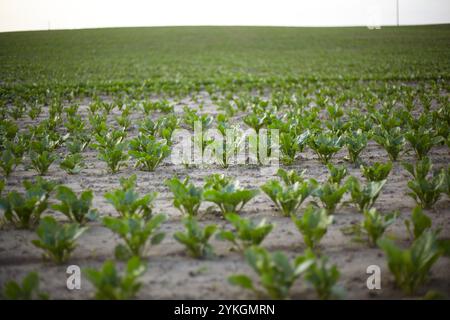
377, 230, 447, 295
291, 205, 333, 249
228, 246, 314, 299
85, 256, 146, 300
103, 214, 166, 260
173, 216, 218, 259
2, 272, 49, 300
276, 168, 306, 185
217, 213, 274, 251
298, 250, 344, 300
29, 149, 57, 176
404, 206, 432, 241
32, 216, 87, 264
261, 179, 317, 216
165, 176, 203, 216
402, 157, 445, 209
0, 148, 21, 177
128, 134, 170, 171
203, 176, 259, 215
308, 132, 343, 164
279, 130, 310, 165
405, 128, 443, 160
326, 163, 348, 185
360, 161, 392, 182
312, 182, 347, 215
59, 153, 84, 175
346, 176, 386, 213
51, 186, 98, 224
342, 208, 398, 247
104, 175, 157, 220
0, 177, 57, 229
92, 129, 128, 173
344, 129, 368, 165
372, 127, 405, 161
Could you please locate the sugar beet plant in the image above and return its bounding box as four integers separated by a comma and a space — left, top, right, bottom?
373, 127, 405, 161
92, 129, 128, 173
103, 214, 166, 260
229, 246, 313, 299
261, 179, 317, 216
105, 175, 157, 219
402, 157, 445, 209
292, 205, 333, 249
404, 206, 432, 241
299, 250, 343, 300
203, 175, 258, 215
128, 134, 170, 171
344, 129, 368, 164
342, 208, 398, 247
346, 176, 386, 213
308, 132, 343, 164
32, 216, 87, 264
59, 153, 84, 174
2, 272, 48, 300
378, 230, 447, 295
173, 216, 217, 259
85, 256, 146, 300
360, 161, 392, 182
0, 177, 56, 228
312, 182, 347, 215
51, 186, 98, 224
218, 213, 274, 251
165, 176, 203, 216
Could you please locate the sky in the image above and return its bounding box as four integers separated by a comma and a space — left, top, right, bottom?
0, 0, 449, 32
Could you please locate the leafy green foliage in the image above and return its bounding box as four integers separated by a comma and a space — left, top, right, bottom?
403, 158, 445, 209
346, 176, 386, 212
308, 132, 343, 164
31, 216, 87, 264
2, 272, 48, 300
312, 182, 347, 215
261, 179, 317, 216
104, 175, 157, 219
59, 153, 84, 174
243, 113, 265, 133
276, 168, 305, 185
378, 230, 446, 294
404, 206, 432, 240
0, 177, 56, 228
344, 129, 368, 164
228, 246, 313, 299
128, 135, 170, 171
343, 208, 398, 246
165, 176, 203, 216
292, 205, 333, 248
92, 129, 128, 173
30, 150, 57, 175
173, 216, 217, 259
299, 250, 343, 300
361, 161, 392, 182
103, 214, 166, 260
85, 256, 147, 300
327, 163, 348, 184
279, 130, 310, 165
0, 148, 21, 177
218, 213, 273, 251
373, 127, 405, 161
204, 177, 258, 215
52, 186, 98, 224
405, 128, 443, 160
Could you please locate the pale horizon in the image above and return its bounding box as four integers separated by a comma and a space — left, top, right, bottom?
0, 0, 449, 33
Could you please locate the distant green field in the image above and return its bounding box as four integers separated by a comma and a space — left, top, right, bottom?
0, 25, 449, 96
